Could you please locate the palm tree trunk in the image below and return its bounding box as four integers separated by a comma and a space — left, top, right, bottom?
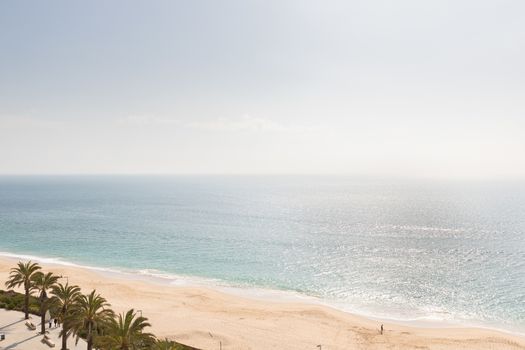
61, 327, 68, 350
87, 323, 92, 350
40, 292, 48, 335
60, 306, 68, 350
24, 289, 29, 320
40, 303, 46, 334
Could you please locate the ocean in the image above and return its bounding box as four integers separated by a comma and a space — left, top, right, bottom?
0, 175, 524, 333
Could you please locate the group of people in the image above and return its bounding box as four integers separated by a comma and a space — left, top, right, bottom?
48, 318, 60, 329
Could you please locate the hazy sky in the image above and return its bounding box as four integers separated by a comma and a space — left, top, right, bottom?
1, 0, 524, 178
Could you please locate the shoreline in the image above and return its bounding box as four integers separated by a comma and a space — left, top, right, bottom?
0, 253, 524, 349
1, 250, 523, 335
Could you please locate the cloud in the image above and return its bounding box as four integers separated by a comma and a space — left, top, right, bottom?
120, 114, 316, 133
120, 115, 182, 126
187, 115, 313, 133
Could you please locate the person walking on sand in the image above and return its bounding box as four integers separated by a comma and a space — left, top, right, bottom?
380, 324, 384, 335
54, 318, 57, 328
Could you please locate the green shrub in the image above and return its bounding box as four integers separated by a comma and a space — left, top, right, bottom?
29, 304, 40, 314
0, 289, 39, 316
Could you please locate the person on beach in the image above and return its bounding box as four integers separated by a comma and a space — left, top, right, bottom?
381, 324, 384, 335
54, 318, 58, 328
49, 319, 52, 328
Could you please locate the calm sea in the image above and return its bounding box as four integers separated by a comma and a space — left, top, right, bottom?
0, 176, 524, 332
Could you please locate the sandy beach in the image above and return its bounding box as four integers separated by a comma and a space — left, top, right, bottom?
0, 257, 523, 350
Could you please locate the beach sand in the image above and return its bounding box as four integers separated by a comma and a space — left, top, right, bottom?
0, 257, 524, 350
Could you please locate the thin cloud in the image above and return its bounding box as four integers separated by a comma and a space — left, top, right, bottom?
121, 114, 316, 133
120, 115, 182, 126
187, 115, 314, 133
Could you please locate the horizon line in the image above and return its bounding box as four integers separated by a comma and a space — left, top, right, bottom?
0, 173, 524, 181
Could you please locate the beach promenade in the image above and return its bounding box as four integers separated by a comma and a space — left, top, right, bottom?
0, 309, 85, 350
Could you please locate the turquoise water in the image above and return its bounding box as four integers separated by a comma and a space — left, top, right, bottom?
0, 176, 524, 332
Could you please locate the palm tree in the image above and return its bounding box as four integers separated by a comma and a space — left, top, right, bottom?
51, 283, 81, 350
153, 339, 180, 350
97, 309, 155, 350
5, 260, 41, 319
67, 290, 114, 350
32, 271, 60, 334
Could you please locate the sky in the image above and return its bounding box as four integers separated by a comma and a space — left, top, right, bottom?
1, 0, 524, 178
